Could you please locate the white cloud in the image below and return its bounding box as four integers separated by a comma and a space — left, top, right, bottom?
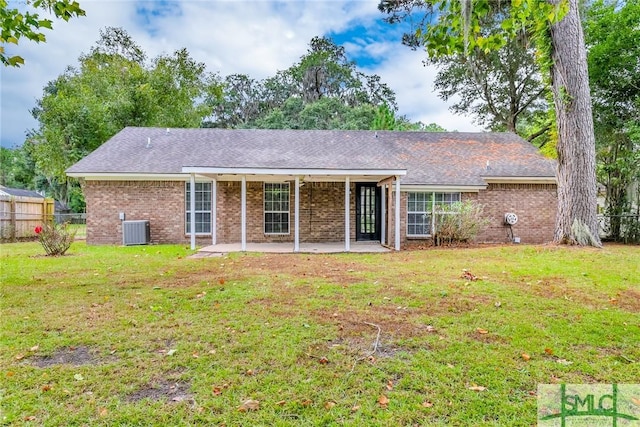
364, 42, 481, 132
0, 0, 479, 148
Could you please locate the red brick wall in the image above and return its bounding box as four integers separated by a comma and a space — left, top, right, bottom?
215, 181, 355, 244
472, 183, 557, 244
393, 183, 557, 246
84, 180, 556, 246
84, 181, 187, 245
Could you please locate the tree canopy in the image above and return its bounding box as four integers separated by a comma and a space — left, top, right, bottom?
26, 27, 221, 205
205, 36, 398, 130
379, 0, 550, 142
0, 0, 85, 66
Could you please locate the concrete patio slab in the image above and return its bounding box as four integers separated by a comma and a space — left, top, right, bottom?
197, 241, 391, 255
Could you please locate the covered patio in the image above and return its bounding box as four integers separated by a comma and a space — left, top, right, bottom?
184, 167, 407, 252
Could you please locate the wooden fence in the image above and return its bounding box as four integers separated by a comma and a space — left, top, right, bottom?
0, 195, 54, 241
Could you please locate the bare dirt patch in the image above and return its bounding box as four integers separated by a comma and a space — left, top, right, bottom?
512, 276, 607, 307
466, 330, 511, 345
234, 253, 379, 285
616, 288, 640, 313
126, 379, 194, 404
29, 346, 101, 367
307, 308, 426, 360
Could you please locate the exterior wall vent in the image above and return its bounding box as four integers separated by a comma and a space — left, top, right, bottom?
122, 220, 150, 245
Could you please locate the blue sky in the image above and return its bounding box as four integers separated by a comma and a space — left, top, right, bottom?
0, 0, 479, 149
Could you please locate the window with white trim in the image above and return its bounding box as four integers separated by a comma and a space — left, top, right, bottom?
264, 182, 289, 234
185, 182, 212, 234
407, 192, 460, 236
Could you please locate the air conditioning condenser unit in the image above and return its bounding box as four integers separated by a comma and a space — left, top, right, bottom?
122, 220, 150, 245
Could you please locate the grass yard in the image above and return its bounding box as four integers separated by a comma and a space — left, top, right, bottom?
1, 242, 638, 426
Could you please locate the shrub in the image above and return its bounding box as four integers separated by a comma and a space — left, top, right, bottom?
433, 201, 489, 246
34, 222, 76, 256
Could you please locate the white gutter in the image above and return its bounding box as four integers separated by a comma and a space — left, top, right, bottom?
182, 167, 407, 176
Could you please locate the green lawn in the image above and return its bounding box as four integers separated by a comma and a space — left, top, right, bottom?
1, 242, 638, 426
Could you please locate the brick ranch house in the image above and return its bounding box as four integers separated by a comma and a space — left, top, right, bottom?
66, 127, 557, 251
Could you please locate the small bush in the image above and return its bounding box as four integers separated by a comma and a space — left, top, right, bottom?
34, 222, 76, 256
434, 201, 489, 246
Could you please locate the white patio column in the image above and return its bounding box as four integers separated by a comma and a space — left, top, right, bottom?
380, 184, 386, 245
241, 175, 247, 251
345, 177, 350, 252
189, 173, 196, 250
294, 176, 300, 252
211, 178, 217, 245
394, 177, 401, 251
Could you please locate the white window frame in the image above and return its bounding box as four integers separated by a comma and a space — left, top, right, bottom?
406, 192, 461, 237
407, 192, 432, 237
185, 182, 212, 235
264, 182, 290, 235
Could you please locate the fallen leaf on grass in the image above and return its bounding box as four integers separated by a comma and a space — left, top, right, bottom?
556, 359, 573, 365
218, 278, 225, 285
238, 399, 260, 412
6, 371, 15, 377
378, 395, 389, 408
386, 379, 394, 391
422, 401, 434, 408
275, 400, 286, 406
461, 269, 478, 281
41, 384, 52, 392
631, 397, 640, 406
30, 345, 39, 352
166, 349, 177, 356
544, 348, 554, 355
324, 401, 336, 409
98, 407, 108, 417
212, 386, 225, 396
23, 416, 36, 421
476, 328, 489, 335
15, 354, 25, 361
468, 385, 487, 392
521, 353, 531, 361
300, 399, 313, 406
318, 357, 329, 365
73, 374, 84, 381
425, 325, 436, 332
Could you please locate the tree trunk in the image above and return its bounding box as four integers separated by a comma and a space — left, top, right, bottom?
549, 0, 602, 246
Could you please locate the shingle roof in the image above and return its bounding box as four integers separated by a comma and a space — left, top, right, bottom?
0, 186, 44, 198
66, 127, 556, 186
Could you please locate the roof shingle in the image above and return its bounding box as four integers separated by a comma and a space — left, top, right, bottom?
66, 127, 556, 186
